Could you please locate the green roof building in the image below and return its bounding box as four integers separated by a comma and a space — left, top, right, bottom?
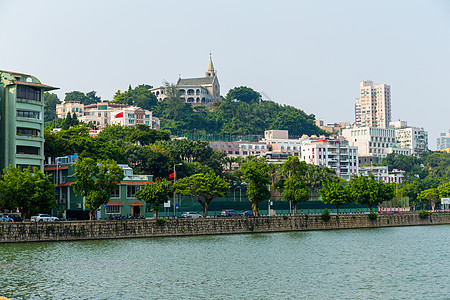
150, 55, 221, 106
0, 70, 57, 171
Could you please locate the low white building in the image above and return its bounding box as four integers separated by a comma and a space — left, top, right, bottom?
56, 101, 159, 129
389, 121, 428, 156
341, 126, 409, 158
56, 101, 84, 119
359, 166, 404, 184
110, 107, 159, 129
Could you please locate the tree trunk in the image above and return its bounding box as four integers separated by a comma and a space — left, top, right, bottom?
293, 202, 297, 216
252, 202, 259, 216
90, 210, 95, 221
153, 210, 158, 219
336, 206, 339, 215
202, 204, 208, 218
368, 205, 373, 213
431, 202, 436, 212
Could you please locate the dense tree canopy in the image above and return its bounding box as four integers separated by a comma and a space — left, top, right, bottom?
65, 91, 101, 105
225, 86, 261, 104
0, 166, 56, 218
136, 179, 172, 219
238, 159, 271, 216
44, 92, 60, 122
72, 158, 124, 220
174, 172, 229, 217
111, 84, 157, 110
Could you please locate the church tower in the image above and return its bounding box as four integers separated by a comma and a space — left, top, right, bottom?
205, 55, 216, 77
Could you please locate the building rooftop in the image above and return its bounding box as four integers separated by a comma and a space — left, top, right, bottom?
177, 77, 214, 86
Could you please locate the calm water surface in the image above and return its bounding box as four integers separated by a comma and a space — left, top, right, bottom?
1, 225, 449, 300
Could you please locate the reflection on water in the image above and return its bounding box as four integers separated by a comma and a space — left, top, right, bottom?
1, 225, 449, 299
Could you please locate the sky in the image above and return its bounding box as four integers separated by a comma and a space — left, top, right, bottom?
1, 0, 449, 149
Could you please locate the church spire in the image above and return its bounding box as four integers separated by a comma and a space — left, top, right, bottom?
206, 54, 215, 77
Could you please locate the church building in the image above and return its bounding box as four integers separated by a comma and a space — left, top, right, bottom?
151, 56, 220, 106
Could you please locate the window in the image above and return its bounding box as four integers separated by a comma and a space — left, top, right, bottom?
17, 127, 40, 136
127, 185, 141, 198
17, 85, 41, 101
106, 205, 121, 214
111, 186, 120, 198
16, 146, 39, 155
17, 110, 40, 119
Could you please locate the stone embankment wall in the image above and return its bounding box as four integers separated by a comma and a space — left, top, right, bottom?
1, 212, 449, 243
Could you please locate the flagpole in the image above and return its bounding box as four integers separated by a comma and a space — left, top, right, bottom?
173, 163, 182, 217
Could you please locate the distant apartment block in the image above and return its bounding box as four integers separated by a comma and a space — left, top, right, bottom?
355, 81, 391, 128
56, 101, 159, 129
301, 136, 358, 180
359, 166, 404, 184
209, 140, 268, 156
151, 56, 220, 106
263, 130, 302, 157
341, 126, 410, 158
389, 121, 428, 156
0, 70, 57, 171
437, 130, 450, 151
314, 120, 350, 134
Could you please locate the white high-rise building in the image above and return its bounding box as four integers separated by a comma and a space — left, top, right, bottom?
355, 81, 391, 128
437, 130, 450, 150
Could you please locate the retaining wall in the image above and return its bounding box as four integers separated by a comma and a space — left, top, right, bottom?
1, 212, 449, 243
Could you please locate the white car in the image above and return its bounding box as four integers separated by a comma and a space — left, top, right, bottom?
180, 212, 202, 218
30, 214, 59, 222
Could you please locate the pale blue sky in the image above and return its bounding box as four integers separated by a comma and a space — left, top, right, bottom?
1, 0, 449, 149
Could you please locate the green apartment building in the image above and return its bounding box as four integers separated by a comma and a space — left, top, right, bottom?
0, 70, 57, 171
45, 154, 154, 220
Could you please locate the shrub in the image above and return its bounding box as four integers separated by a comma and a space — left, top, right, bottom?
156, 218, 167, 225
368, 212, 378, 220
419, 210, 432, 219
283, 215, 289, 220
304, 214, 309, 220
321, 209, 331, 221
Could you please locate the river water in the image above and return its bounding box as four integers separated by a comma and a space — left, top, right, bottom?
1, 225, 449, 300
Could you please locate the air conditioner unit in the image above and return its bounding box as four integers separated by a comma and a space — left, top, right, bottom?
76, 203, 82, 209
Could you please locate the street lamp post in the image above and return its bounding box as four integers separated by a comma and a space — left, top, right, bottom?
173, 163, 183, 217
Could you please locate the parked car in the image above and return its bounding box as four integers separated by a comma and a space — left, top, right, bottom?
241, 210, 254, 217
7, 214, 23, 222
0, 215, 13, 222
220, 209, 241, 217
30, 214, 59, 222
180, 212, 202, 218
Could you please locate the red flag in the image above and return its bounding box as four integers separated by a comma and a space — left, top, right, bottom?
169, 172, 175, 179
115, 112, 123, 118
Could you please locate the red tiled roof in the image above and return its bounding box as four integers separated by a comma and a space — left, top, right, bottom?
129, 202, 144, 206
0, 70, 29, 76
45, 166, 69, 171
120, 181, 153, 185
15, 81, 58, 90
107, 202, 124, 206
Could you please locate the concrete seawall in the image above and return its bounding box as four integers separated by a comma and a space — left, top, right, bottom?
1, 212, 449, 243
